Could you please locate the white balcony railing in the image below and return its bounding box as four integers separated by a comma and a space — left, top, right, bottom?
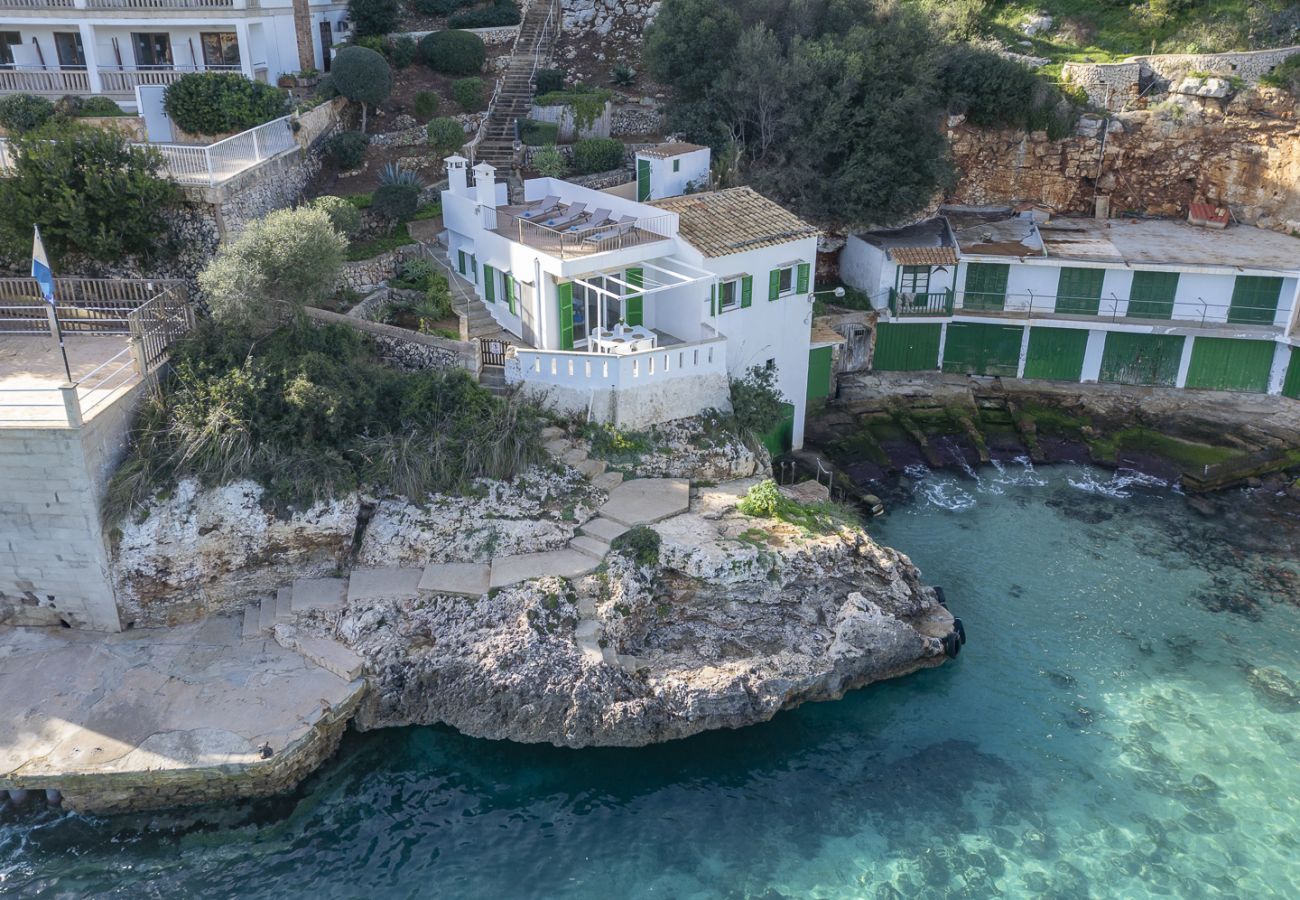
507, 333, 728, 392
85, 0, 236, 8
99, 64, 240, 95
0, 67, 89, 95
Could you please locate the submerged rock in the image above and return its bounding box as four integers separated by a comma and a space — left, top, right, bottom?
301, 480, 953, 747
1245, 665, 1300, 713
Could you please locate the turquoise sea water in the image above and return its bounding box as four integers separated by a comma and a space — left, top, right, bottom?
3, 463, 1300, 898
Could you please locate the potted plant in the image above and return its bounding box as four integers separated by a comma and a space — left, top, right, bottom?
296, 68, 320, 88
277, 73, 296, 88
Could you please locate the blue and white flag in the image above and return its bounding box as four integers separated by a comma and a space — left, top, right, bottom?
31, 226, 54, 305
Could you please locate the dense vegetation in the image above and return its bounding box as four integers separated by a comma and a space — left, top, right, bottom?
419, 30, 487, 75
106, 323, 547, 519
0, 122, 177, 264
163, 73, 289, 135
329, 46, 393, 132
645, 0, 1086, 228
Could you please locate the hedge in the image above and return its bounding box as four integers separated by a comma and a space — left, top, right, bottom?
449, 0, 521, 28
572, 137, 624, 174
419, 30, 486, 75
163, 73, 289, 135
0, 94, 54, 133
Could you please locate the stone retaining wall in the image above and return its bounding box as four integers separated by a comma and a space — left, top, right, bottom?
338, 244, 425, 292
306, 305, 477, 373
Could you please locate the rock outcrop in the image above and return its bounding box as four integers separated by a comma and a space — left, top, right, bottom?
299, 479, 954, 747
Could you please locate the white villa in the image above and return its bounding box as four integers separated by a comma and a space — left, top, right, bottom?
441, 143, 829, 450
842, 205, 1300, 396
0, 0, 347, 108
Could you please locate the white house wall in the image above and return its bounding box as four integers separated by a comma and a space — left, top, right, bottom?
840, 236, 887, 296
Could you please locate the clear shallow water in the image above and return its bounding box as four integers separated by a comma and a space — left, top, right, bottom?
4, 464, 1300, 899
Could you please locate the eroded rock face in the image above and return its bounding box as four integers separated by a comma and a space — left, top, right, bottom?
579, 416, 771, 483
301, 483, 952, 748
112, 479, 358, 626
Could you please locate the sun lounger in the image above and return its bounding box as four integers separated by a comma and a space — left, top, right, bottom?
583, 216, 638, 243
519, 195, 560, 219
566, 208, 613, 233
542, 202, 587, 229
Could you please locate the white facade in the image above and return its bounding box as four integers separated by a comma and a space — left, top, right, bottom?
442, 156, 819, 449
0, 0, 348, 109
634, 144, 710, 202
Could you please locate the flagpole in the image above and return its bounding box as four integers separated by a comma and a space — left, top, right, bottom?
32, 226, 71, 383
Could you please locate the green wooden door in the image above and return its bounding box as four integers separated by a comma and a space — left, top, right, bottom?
625, 267, 644, 326
941, 323, 1024, 376
557, 282, 574, 350
483, 264, 496, 303
1023, 327, 1088, 381
962, 263, 1009, 311
636, 159, 651, 202
1228, 276, 1283, 325
872, 323, 941, 371
807, 346, 833, 402
1056, 267, 1104, 316
1185, 338, 1274, 393
1099, 332, 1185, 386
1282, 348, 1300, 400
1126, 271, 1179, 320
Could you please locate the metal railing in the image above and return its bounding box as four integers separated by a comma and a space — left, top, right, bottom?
488, 208, 675, 259
466, 0, 559, 164
129, 286, 195, 372
0, 277, 187, 334
885, 289, 1285, 331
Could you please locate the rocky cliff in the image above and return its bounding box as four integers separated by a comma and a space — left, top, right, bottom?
947, 87, 1300, 231
299, 479, 955, 747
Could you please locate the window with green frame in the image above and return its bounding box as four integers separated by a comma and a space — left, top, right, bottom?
963, 263, 1009, 311
1126, 271, 1179, 320
899, 265, 930, 295
1055, 267, 1104, 316
1228, 275, 1283, 325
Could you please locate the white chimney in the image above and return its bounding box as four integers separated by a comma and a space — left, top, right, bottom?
473, 162, 497, 209
445, 155, 469, 196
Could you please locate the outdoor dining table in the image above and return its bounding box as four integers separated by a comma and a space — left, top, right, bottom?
592, 327, 656, 354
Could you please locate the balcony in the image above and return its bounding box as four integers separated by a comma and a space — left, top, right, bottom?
507, 332, 728, 392
888, 288, 953, 317
0, 67, 89, 95
99, 64, 239, 94
488, 205, 675, 260
0, 0, 239, 7
0, 64, 242, 99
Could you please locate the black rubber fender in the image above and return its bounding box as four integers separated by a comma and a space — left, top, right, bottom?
934, 585, 948, 608
942, 630, 961, 658
953, 617, 966, 645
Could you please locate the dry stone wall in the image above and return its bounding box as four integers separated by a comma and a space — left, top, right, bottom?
1064, 46, 1300, 111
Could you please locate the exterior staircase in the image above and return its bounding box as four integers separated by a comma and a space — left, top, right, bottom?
472, 0, 560, 170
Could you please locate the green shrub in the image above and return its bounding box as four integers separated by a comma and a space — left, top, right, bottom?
610, 525, 661, 567
737, 479, 782, 518
0, 121, 177, 264
534, 85, 611, 130
163, 72, 288, 135
413, 0, 473, 13
531, 144, 565, 177
534, 68, 565, 94
391, 257, 437, 290
309, 195, 364, 237
346, 223, 415, 260
373, 183, 421, 226
348, 0, 401, 36
419, 29, 486, 75
426, 116, 466, 156
388, 35, 418, 69
200, 205, 345, 333
736, 479, 855, 534
729, 364, 785, 438
611, 63, 636, 86
325, 130, 370, 170
330, 46, 393, 132
413, 90, 441, 119
1261, 55, 1300, 94
104, 323, 547, 518
449, 0, 521, 28
378, 162, 423, 187
452, 76, 486, 111
54, 95, 126, 118
519, 118, 559, 145
0, 94, 54, 133
571, 137, 624, 174
356, 34, 386, 53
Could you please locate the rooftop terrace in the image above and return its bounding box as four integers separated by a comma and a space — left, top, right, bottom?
0, 334, 140, 426
489, 200, 674, 260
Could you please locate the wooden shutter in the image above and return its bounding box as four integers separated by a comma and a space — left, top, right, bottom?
740, 275, 753, 308
457, 250, 466, 275
1055, 267, 1104, 315
709, 283, 716, 316
504, 277, 516, 315
484, 265, 495, 303
637, 159, 651, 202
796, 263, 810, 294
1127, 271, 1179, 320
558, 282, 574, 350
768, 269, 781, 301
1228, 276, 1282, 325
470, 255, 477, 283
625, 267, 644, 326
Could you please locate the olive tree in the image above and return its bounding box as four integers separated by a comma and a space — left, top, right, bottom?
200, 206, 346, 334
330, 46, 393, 132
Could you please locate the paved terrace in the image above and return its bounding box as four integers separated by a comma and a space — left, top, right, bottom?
0, 335, 139, 426
491, 202, 674, 259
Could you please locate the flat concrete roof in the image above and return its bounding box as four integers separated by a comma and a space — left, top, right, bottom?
1034, 218, 1300, 273
0, 334, 140, 425
854, 218, 954, 252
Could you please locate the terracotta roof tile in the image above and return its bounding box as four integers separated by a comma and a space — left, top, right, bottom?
651, 187, 819, 258
888, 247, 958, 266
638, 142, 709, 159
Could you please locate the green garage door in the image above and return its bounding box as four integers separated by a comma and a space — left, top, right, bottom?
1099, 332, 1185, 386
1185, 338, 1275, 393
873, 323, 941, 371
1283, 348, 1300, 400
942, 323, 1024, 376
807, 346, 833, 402
1023, 327, 1088, 381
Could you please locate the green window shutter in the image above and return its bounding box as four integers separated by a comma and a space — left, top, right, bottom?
768, 269, 781, 301
1283, 348, 1300, 400
557, 282, 574, 350
1055, 267, 1104, 316
484, 265, 495, 303
740, 275, 753, 308
625, 267, 644, 326
1228, 276, 1283, 325
1127, 271, 1179, 320
963, 263, 1009, 311
470, 255, 477, 283
796, 263, 810, 294
636, 159, 651, 202
709, 283, 716, 316
457, 250, 466, 275
504, 277, 516, 315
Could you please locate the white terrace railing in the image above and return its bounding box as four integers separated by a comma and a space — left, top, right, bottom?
98, 64, 240, 95
0, 67, 90, 95
0, 115, 297, 187
507, 332, 728, 392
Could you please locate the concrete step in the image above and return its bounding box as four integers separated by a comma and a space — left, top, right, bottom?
569, 534, 610, 561
274, 586, 293, 623
417, 561, 491, 597
242, 604, 261, 640
291, 577, 348, 613
598, 478, 691, 527
489, 548, 601, 589
575, 458, 607, 479
591, 471, 625, 493
276, 631, 365, 681
579, 516, 629, 543
347, 567, 422, 602
260, 591, 280, 631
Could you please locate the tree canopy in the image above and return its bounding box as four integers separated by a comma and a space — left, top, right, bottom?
330, 46, 393, 132
644, 0, 1078, 228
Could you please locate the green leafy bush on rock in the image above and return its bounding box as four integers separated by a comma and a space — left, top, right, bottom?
163, 72, 288, 135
